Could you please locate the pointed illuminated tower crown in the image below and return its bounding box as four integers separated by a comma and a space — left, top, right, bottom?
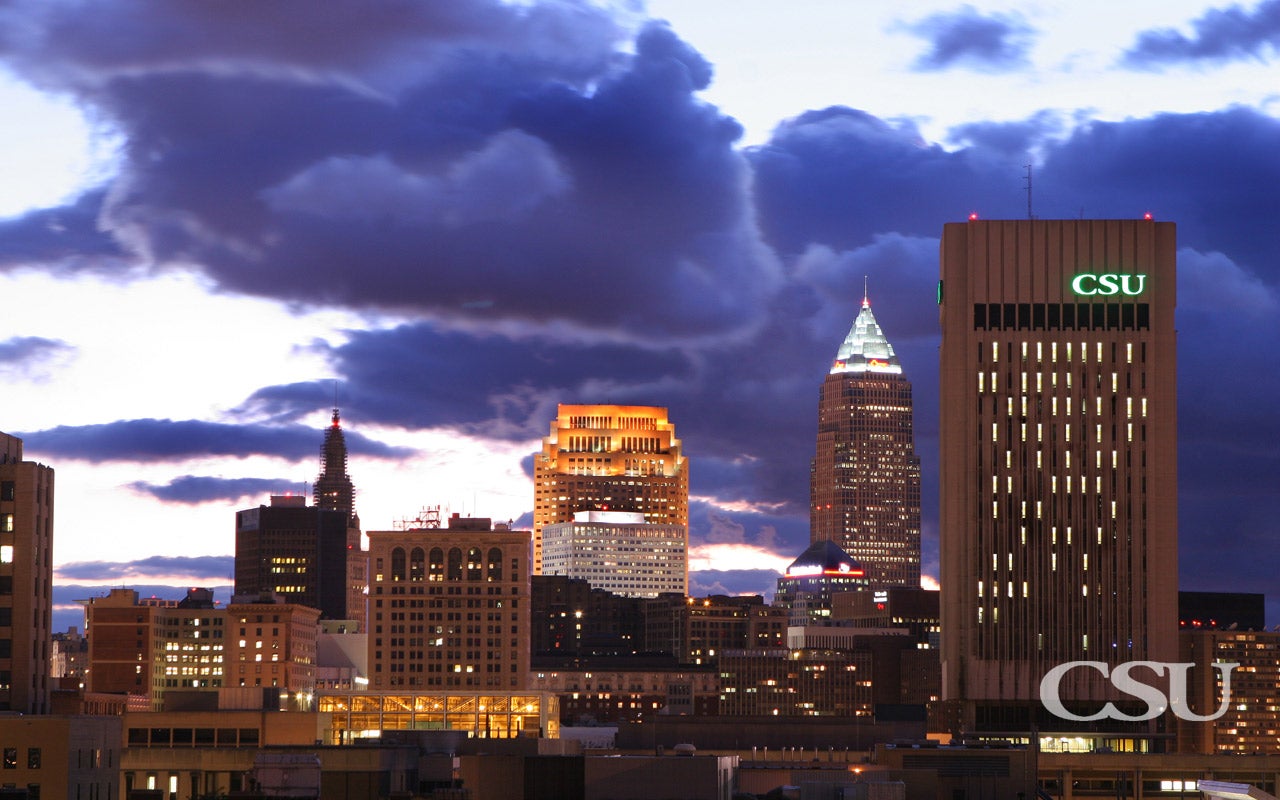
810, 285, 920, 588
830, 293, 903, 375
314, 407, 357, 525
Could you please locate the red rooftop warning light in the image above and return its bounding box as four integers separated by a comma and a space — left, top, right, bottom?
968, 212, 979, 221
1143, 212, 1153, 220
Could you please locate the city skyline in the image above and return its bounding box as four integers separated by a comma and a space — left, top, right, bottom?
0, 1, 1276, 631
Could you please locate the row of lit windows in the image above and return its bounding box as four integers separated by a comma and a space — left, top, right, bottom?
989, 421, 1144, 445
986, 341, 1145, 365
978, 370, 1149, 397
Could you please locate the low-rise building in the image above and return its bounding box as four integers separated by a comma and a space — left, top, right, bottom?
0, 715, 121, 800
366, 515, 531, 691
225, 593, 321, 701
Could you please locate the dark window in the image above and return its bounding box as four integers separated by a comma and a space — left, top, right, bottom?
27, 748, 40, 769
0, 609, 10, 627
0, 482, 14, 501
0, 577, 11, 596
3, 747, 15, 768
0, 640, 11, 659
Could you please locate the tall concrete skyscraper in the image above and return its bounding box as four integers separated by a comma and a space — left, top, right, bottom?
939, 218, 1178, 735
0, 431, 53, 714
810, 294, 921, 588
534, 405, 688, 575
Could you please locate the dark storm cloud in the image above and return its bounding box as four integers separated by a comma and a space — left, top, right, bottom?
1035, 108, 1280, 274
1122, 0, 1280, 67
0, 336, 73, 367
947, 112, 1065, 159
0, 2, 776, 339
753, 105, 1280, 281
19, 418, 413, 463
129, 476, 302, 504
238, 324, 696, 440
2, 0, 1276, 609
0, 190, 123, 271
55, 555, 234, 582
749, 106, 1027, 256
900, 5, 1035, 72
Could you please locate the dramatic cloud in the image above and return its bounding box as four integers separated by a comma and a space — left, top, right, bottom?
238, 326, 696, 441
0, 3, 777, 339
55, 555, 234, 582
19, 418, 414, 463
901, 5, 1035, 72
0, 335, 74, 379
2, 0, 1278, 616
0, 190, 124, 271
1122, 0, 1280, 67
129, 476, 302, 504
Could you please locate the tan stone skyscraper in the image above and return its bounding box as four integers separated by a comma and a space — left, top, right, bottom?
0, 431, 53, 714
533, 405, 688, 574
810, 294, 921, 588
939, 218, 1178, 735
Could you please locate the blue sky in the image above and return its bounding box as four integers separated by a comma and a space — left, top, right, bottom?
0, 0, 1277, 631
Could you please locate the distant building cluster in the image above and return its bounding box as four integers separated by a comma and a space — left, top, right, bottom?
3, 217, 1278, 800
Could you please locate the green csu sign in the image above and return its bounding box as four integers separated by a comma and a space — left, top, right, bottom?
1070, 273, 1147, 296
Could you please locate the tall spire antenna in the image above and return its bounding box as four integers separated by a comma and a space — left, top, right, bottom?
1024, 163, 1033, 220
862, 275, 870, 308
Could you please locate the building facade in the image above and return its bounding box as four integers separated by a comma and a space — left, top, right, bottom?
0, 715, 121, 800
84, 587, 227, 710
225, 594, 321, 697
773, 540, 870, 627
366, 516, 531, 691
235, 495, 353, 624
1178, 629, 1280, 754
534, 405, 688, 574
542, 510, 687, 598
810, 295, 921, 588
0, 430, 53, 714
642, 594, 766, 665
530, 575, 644, 657
939, 218, 1179, 733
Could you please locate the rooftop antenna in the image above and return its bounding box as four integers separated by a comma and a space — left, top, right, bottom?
1024, 163, 1033, 220
862, 275, 870, 308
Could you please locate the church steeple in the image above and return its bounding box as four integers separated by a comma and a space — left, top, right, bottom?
314, 407, 357, 525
